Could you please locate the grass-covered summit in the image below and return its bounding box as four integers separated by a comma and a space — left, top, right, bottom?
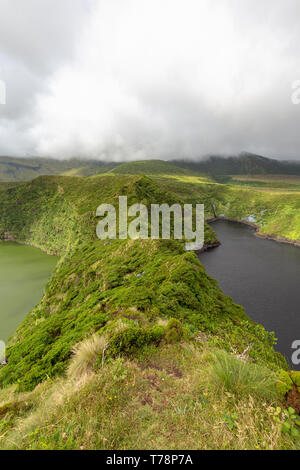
111, 159, 199, 176
0, 172, 298, 450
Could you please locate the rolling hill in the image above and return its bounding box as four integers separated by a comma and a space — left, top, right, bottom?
0, 156, 120, 182
2, 153, 300, 183
111, 159, 199, 176
173, 152, 300, 176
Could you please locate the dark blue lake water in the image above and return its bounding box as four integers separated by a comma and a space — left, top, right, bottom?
200, 220, 300, 370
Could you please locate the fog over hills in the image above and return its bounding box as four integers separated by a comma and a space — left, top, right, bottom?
1, 152, 300, 182
1, 0, 300, 160
171, 152, 300, 176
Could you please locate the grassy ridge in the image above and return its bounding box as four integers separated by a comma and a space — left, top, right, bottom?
111, 159, 203, 176
0, 174, 285, 392
0, 174, 218, 255
0, 172, 298, 449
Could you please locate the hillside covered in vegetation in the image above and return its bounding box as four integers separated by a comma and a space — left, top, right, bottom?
0, 156, 119, 182
0, 172, 299, 450
153, 174, 300, 244
3, 152, 300, 183
173, 152, 300, 176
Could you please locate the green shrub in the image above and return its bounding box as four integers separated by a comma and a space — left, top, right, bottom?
165, 318, 184, 344
290, 371, 300, 388
151, 325, 166, 342
276, 370, 294, 399
108, 325, 165, 357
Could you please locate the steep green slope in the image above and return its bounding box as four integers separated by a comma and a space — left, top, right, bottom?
0, 174, 218, 255
0, 173, 299, 450
0, 174, 286, 393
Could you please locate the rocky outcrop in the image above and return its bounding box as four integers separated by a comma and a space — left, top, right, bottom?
195, 240, 221, 254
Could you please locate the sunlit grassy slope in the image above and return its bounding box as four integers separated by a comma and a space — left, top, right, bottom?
153, 174, 300, 242
0, 157, 119, 182
111, 159, 207, 176
0, 171, 299, 449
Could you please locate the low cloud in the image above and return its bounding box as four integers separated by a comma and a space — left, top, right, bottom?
0, 0, 300, 160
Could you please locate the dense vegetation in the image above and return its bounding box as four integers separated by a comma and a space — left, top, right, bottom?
154, 174, 300, 243
111, 159, 199, 176
0, 166, 299, 449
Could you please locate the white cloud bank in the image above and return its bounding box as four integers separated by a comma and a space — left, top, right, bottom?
0, 0, 300, 160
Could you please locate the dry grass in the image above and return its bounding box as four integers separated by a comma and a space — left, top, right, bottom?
67, 334, 108, 378
0, 342, 298, 450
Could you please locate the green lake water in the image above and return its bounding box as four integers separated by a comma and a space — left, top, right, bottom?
0, 243, 57, 342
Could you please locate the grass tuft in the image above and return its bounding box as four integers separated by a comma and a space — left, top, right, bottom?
210, 350, 277, 401
68, 335, 108, 379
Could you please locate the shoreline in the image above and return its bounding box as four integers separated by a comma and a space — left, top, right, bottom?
0, 236, 59, 257
209, 216, 300, 249
195, 240, 221, 254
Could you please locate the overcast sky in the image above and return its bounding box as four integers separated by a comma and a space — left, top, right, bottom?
0, 0, 300, 161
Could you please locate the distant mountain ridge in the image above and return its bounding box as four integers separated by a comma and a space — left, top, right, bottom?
111, 159, 196, 176
1, 152, 300, 182
0, 157, 200, 181
0, 157, 120, 182
172, 152, 300, 176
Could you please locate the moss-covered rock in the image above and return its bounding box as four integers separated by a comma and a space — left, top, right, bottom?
276, 370, 294, 399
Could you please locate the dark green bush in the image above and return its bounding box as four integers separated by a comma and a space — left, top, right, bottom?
165, 318, 184, 344
108, 325, 166, 357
